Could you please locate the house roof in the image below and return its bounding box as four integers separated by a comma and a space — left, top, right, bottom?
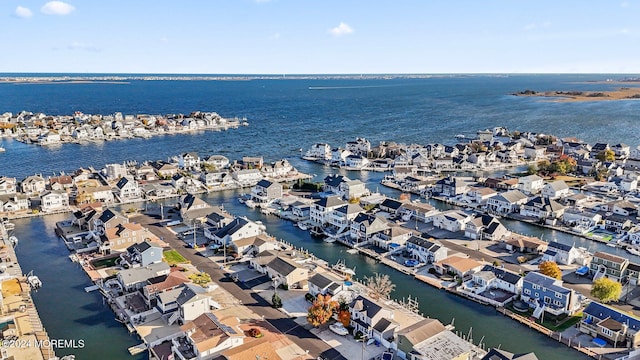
503, 234, 547, 249
412, 329, 474, 360
116, 177, 132, 189
523, 272, 570, 294
524, 197, 565, 212
256, 179, 275, 188
315, 196, 347, 209
547, 241, 572, 253
436, 256, 482, 273
118, 262, 170, 286
145, 271, 190, 295
324, 174, 348, 187
407, 236, 441, 252
380, 198, 404, 210
593, 251, 628, 265
545, 180, 569, 192
335, 203, 364, 215
482, 348, 539, 360
480, 265, 521, 285
267, 256, 305, 277
127, 240, 154, 254
98, 209, 119, 224
220, 337, 282, 360
373, 317, 397, 333
493, 190, 528, 204
176, 283, 207, 306
214, 217, 250, 239
350, 295, 384, 319
308, 273, 335, 290
180, 312, 243, 354
583, 302, 640, 332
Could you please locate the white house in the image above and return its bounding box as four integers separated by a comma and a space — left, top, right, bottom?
20, 175, 46, 195
542, 180, 571, 199
432, 210, 472, 232
309, 196, 347, 226
541, 241, 581, 265
231, 169, 263, 186
178, 152, 201, 169
518, 174, 544, 195
40, 190, 70, 212
115, 177, 142, 201
485, 190, 528, 214
304, 143, 332, 161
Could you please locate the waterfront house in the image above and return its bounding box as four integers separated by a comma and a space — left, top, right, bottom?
307, 272, 345, 298
398, 201, 439, 223
241, 156, 264, 169
265, 256, 309, 290
0, 177, 17, 195
105, 163, 128, 181
517, 175, 544, 195
179, 194, 216, 223
378, 198, 404, 217
432, 210, 472, 232
464, 186, 498, 205
231, 169, 262, 186
37, 132, 61, 145
200, 171, 233, 188
349, 295, 396, 346
323, 174, 349, 194
178, 152, 201, 169
142, 271, 191, 309
309, 196, 347, 226
326, 203, 364, 233
590, 252, 629, 283
371, 225, 413, 250
434, 256, 483, 279
611, 200, 639, 217
579, 301, 640, 348
250, 179, 282, 205
261, 159, 295, 178
152, 162, 179, 178
432, 176, 475, 197
92, 208, 129, 233
340, 179, 369, 200
350, 213, 389, 244
289, 201, 311, 221
483, 177, 518, 191
521, 272, 579, 317
405, 324, 477, 360
142, 183, 176, 199
393, 165, 418, 178
0, 194, 30, 213
40, 190, 70, 212
103, 223, 156, 253
520, 196, 566, 221
395, 318, 446, 360
203, 210, 233, 232
344, 155, 370, 169
476, 265, 523, 294
119, 240, 163, 267
626, 263, 640, 286
172, 312, 244, 360
231, 234, 277, 257
20, 175, 46, 196
304, 143, 332, 161
601, 213, 633, 233
501, 234, 548, 254
524, 145, 547, 160
485, 190, 528, 214
174, 284, 214, 323
118, 262, 171, 292
562, 208, 602, 233
541, 180, 571, 199
345, 137, 371, 156
464, 214, 509, 241
115, 176, 142, 201
48, 175, 74, 191
76, 185, 115, 205
405, 236, 447, 264
206, 217, 262, 246
203, 155, 230, 170
458, 265, 522, 306
541, 241, 581, 266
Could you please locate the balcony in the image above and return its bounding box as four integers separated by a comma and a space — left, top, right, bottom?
172, 336, 196, 360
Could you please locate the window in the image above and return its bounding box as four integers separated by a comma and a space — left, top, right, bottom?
524, 289, 531, 295
601, 328, 614, 337
555, 292, 563, 299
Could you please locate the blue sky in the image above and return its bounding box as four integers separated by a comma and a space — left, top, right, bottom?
3, 0, 640, 74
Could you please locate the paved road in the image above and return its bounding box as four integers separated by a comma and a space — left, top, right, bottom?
135, 212, 346, 360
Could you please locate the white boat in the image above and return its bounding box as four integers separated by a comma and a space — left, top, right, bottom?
297, 222, 309, 231
0, 147, 5, 152
28, 275, 42, 289
332, 260, 356, 276
628, 247, 640, 256
329, 323, 349, 336
323, 237, 336, 243
346, 249, 359, 254
606, 242, 617, 248
8, 236, 18, 247
245, 200, 256, 209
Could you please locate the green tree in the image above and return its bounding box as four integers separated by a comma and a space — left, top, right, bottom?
526, 164, 538, 175
596, 149, 615, 162
591, 277, 622, 303
272, 292, 283, 308
538, 261, 562, 280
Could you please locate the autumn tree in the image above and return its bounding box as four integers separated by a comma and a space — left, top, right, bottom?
337, 301, 351, 327
365, 273, 396, 300
591, 277, 623, 303
596, 149, 615, 162
307, 294, 338, 327
538, 261, 562, 280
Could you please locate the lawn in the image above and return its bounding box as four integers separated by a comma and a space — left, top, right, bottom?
541, 312, 583, 332
163, 250, 189, 265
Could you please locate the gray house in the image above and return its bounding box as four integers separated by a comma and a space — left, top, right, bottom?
120, 240, 163, 267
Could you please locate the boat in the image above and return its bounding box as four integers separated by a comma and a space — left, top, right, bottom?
323, 237, 336, 243
628, 247, 640, 256
329, 323, 349, 336
454, 134, 466, 139
606, 242, 617, 248
332, 260, 356, 276
245, 199, 256, 209
8, 236, 18, 247
0, 147, 5, 152
27, 272, 42, 289
297, 222, 309, 231
346, 248, 359, 254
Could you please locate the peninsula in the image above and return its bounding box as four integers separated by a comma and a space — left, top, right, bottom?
512, 87, 640, 102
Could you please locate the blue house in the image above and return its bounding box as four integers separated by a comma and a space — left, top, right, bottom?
521, 272, 578, 317
579, 302, 640, 348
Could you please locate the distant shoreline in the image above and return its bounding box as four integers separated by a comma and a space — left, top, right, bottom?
2, 80, 130, 85
512, 87, 640, 102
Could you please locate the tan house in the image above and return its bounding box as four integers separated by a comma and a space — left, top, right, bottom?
102, 223, 154, 251
434, 256, 484, 278
173, 312, 244, 360
502, 234, 548, 253
265, 256, 309, 290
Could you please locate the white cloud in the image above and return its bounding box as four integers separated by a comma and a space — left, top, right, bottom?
15, 6, 33, 18
68, 41, 99, 52
328, 22, 354, 37
41, 1, 75, 16
523, 21, 551, 31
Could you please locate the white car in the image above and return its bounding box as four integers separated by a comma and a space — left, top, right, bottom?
329, 323, 349, 336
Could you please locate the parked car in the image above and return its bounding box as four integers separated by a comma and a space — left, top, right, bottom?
329, 323, 349, 336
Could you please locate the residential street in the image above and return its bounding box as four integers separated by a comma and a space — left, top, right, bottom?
134, 212, 346, 360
